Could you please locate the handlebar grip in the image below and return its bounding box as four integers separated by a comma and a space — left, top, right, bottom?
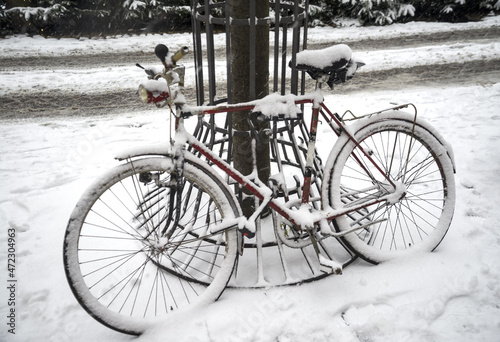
172, 46, 189, 64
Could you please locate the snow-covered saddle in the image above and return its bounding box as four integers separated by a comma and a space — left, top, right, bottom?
293, 44, 364, 88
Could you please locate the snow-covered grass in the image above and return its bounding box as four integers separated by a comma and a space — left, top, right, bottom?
1, 16, 500, 342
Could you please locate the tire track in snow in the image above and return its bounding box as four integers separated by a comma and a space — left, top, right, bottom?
2, 58, 499, 120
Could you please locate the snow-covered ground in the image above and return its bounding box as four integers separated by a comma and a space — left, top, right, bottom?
1, 16, 500, 342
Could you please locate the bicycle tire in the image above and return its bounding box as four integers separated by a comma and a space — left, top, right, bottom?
323, 112, 455, 264
63, 156, 239, 335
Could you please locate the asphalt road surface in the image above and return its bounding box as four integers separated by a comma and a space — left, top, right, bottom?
1, 26, 499, 120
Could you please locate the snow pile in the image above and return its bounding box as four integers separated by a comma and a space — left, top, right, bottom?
296, 44, 352, 69
251, 93, 303, 119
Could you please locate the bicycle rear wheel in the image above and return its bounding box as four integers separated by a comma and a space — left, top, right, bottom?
63, 156, 239, 335
324, 112, 455, 264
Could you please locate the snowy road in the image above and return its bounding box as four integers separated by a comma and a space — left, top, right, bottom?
1, 17, 500, 342
1, 18, 500, 119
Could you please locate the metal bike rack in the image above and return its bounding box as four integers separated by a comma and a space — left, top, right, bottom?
191, 0, 309, 106
189, 1, 356, 287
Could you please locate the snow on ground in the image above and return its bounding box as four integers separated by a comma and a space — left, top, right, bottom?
1, 16, 500, 342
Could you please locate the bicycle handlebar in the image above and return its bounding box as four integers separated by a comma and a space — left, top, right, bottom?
136, 45, 189, 105
171, 46, 189, 64
137, 45, 189, 81
155, 44, 189, 69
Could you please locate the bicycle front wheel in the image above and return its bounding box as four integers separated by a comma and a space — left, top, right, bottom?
63, 156, 239, 335
324, 112, 455, 264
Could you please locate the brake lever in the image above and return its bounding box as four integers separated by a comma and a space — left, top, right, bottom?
136, 63, 156, 79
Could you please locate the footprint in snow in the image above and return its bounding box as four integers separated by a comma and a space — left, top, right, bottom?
465, 206, 485, 218
20, 289, 50, 321
9, 221, 30, 233
460, 179, 482, 196
460, 179, 475, 189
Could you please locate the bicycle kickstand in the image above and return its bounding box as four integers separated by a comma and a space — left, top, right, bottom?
306, 226, 343, 275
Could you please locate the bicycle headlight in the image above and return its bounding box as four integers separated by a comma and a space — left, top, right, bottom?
138, 81, 169, 104
138, 85, 150, 103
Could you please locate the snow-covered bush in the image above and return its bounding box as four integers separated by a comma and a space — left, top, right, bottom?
412, 0, 498, 22
0, 0, 191, 37
0, 0, 498, 37
1, 1, 75, 36
121, 1, 191, 32
308, 0, 416, 26
309, 0, 498, 26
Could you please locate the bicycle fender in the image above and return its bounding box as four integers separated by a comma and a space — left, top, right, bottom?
114, 144, 172, 160
348, 111, 456, 173
115, 148, 244, 224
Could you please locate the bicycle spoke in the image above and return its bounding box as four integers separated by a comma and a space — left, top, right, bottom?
330, 119, 454, 263
64, 158, 238, 334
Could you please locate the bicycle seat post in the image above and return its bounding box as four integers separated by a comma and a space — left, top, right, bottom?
316, 74, 330, 90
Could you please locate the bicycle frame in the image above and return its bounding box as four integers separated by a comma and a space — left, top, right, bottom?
63, 45, 456, 336
170, 91, 407, 237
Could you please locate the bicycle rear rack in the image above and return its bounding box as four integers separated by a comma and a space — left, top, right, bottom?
340, 103, 418, 122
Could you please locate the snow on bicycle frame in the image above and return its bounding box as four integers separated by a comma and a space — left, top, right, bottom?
63, 42, 456, 336
131, 43, 440, 240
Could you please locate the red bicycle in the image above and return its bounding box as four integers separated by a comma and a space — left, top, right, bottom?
63, 44, 456, 335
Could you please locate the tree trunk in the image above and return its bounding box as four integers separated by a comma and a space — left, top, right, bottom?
230, 0, 270, 217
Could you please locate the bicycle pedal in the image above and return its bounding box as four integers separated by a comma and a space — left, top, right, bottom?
238, 226, 255, 239
319, 264, 342, 275
319, 255, 343, 275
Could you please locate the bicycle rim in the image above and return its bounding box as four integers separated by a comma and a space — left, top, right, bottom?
63, 157, 238, 335
326, 116, 455, 264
